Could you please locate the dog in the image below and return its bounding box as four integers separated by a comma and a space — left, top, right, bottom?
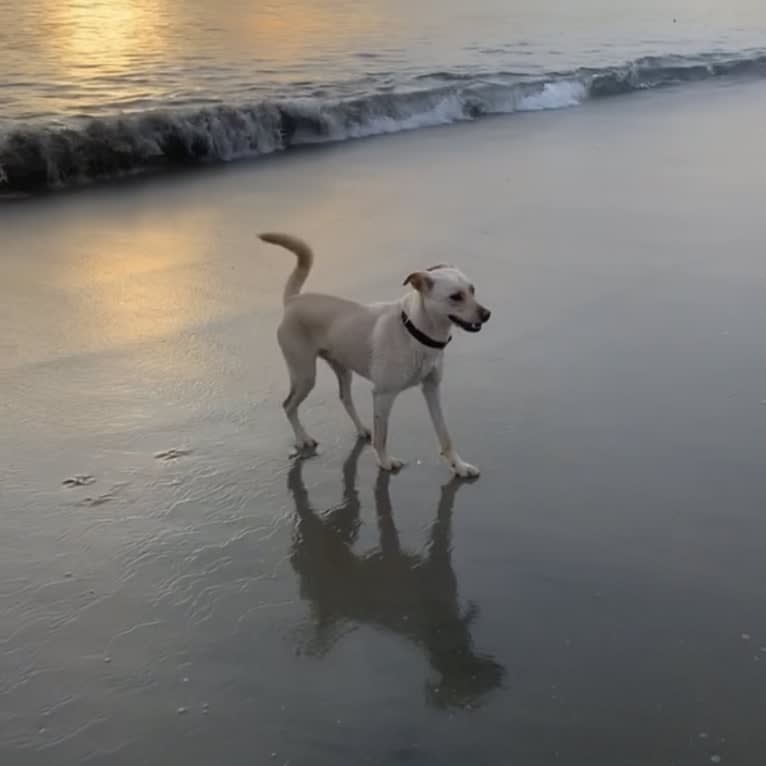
288, 438, 505, 707
260, 233, 491, 477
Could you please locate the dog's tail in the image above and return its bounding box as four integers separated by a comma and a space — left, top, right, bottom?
259, 232, 314, 304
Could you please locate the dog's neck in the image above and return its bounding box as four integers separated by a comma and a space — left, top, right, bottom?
401, 292, 452, 346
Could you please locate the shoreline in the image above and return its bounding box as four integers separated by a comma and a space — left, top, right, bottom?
3, 55, 766, 196
2, 77, 766, 765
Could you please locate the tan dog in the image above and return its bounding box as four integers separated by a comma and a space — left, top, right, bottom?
261, 233, 491, 477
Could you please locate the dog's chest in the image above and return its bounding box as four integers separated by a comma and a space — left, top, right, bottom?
392, 347, 441, 390
370, 316, 443, 390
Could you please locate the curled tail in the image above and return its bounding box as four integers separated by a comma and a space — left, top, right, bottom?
259, 232, 314, 304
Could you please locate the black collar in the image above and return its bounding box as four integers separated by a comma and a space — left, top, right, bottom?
401, 311, 451, 349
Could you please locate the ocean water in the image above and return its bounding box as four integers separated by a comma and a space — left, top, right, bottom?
1, 0, 766, 191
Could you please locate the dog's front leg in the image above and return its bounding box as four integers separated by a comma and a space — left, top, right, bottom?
422, 373, 479, 478
372, 390, 403, 471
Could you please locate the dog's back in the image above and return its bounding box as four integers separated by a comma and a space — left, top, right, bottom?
281, 293, 382, 379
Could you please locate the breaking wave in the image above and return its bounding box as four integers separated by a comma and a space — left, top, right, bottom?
1, 51, 765, 193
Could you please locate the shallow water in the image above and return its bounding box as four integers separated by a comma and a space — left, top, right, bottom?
2, 78, 766, 764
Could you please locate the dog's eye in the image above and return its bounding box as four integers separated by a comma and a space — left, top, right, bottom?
450, 292, 464, 302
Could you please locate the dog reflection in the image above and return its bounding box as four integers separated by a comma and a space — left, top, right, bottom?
288, 440, 504, 708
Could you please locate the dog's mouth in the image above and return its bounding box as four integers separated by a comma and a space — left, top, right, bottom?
449, 315, 483, 333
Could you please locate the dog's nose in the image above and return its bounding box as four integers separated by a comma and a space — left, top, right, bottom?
479, 307, 491, 323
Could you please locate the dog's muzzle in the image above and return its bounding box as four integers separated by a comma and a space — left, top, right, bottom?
449, 307, 491, 333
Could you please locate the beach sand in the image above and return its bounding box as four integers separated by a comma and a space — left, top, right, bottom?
2, 79, 766, 765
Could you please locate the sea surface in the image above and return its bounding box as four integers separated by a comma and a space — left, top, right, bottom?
2, 0, 766, 192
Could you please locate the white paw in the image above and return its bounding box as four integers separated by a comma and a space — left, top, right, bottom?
451, 460, 480, 478
377, 455, 405, 472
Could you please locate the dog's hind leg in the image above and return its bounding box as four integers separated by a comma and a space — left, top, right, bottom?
278, 328, 318, 450
324, 358, 371, 440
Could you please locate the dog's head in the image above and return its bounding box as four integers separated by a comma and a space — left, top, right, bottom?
403, 264, 491, 333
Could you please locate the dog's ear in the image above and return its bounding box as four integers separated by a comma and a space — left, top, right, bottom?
402, 271, 434, 293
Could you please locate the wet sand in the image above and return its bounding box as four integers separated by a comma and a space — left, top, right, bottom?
2, 79, 766, 765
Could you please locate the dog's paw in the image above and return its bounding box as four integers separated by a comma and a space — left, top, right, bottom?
451, 460, 480, 479
377, 455, 405, 472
